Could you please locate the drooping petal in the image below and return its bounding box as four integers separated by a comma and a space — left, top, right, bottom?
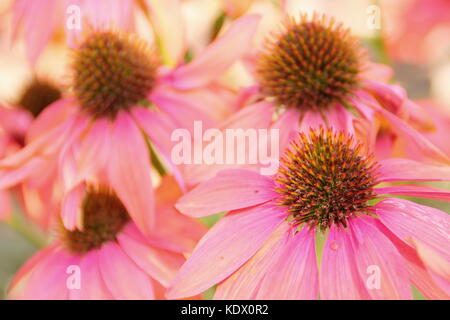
12, 0, 62, 65
166, 14, 261, 90
218, 224, 319, 300
10, 246, 78, 300
69, 249, 113, 300
61, 183, 85, 231
107, 112, 154, 235
272, 108, 300, 153
320, 225, 370, 300
374, 219, 449, 300
375, 198, 450, 280
118, 225, 185, 288
146, 176, 206, 253
349, 217, 412, 299
98, 242, 155, 300
375, 106, 450, 164
150, 85, 216, 132
167, 203, 287, 299
377, 158, 450, 182
78, 0, 133, 30
131, 106, 185, 188
176, 169, 277, 217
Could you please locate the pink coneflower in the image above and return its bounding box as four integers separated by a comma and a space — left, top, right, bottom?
169, 128, 450, 300
9, 176, 206, 300
0, 15, 259, 235
0, 79, 61, 224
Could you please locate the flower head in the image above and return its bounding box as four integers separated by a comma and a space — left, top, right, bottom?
0, 16, 260, 235
276, 129, 378, 229
169, 129, 450, 300
72, 30, 158, 118
9, 177, 206, 300
257, 14, 364, 110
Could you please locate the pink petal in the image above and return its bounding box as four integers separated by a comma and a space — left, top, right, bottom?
325, 103, 355, 135
10, 246, 77, 300
412, 240, 450, 292
0, 114, 78, 168
61, 183, 85, 231
374, 106, 450, 164
375, 184, 450, 201
176, 169, 277, 217
131, 106, 185, 188
299, 110, 326, 132
375, 198, 450, 270
98, 242, 155, 300
0, 157, 45, 189
360, 62, 393, 82
219, 101, 275, 130
363, 80, 405, 114
26, 98, 77, 143
75, 117, 112, 185
78, 0, 133, 30
13, 0, 61, 65
150, 85, 215, 132
118, 226, 185, 287
9, 243, 59, 291
349, 217, 412, 299
378, 158, 450, 182
146, 0, 186, 65
320, 225, 371, 299
145, 176, 206, 253
216, 224, 318, 300
374, 219, 449, 299
167, 203, 287, 299
107, 112, 155, 236
69, 249, 114, 300
166, 14, 261, 90
271, 108, 300, 153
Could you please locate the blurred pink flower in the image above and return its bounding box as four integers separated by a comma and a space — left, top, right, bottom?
0, 15, 260, 236
383, 0, 450, 64
169, 129, 450, 300
9, 176, 206, 300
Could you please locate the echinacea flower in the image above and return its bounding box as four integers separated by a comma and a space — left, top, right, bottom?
9, 176, 206, 300
183, 13, 449, 185
0, 15, 259, 236
169, 128, 450, 300
0, 78, 61, 224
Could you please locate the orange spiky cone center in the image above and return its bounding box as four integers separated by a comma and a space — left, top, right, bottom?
257, 14, 364, 111
275, 129, 378, 230
72, 31, 158, 119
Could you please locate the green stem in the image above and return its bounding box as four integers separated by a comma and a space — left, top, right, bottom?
149, 142, 168, 177
7, 211, 47, 248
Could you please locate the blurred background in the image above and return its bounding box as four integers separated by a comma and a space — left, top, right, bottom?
0, 0, 449, 299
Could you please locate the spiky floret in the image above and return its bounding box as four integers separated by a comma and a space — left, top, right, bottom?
275, 128, 378, 230
72, 30, 158, 119
257, 13, 365, 111
60, 186, 130, 254
18, 79, 61, 117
